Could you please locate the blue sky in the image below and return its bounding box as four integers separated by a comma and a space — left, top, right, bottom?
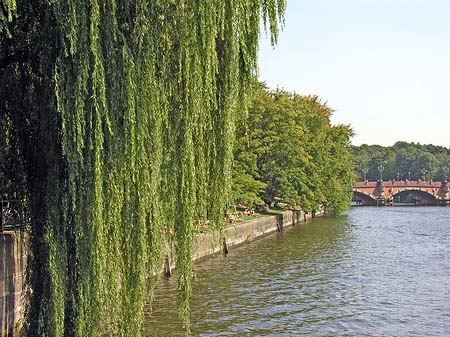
258, 0, 450, 147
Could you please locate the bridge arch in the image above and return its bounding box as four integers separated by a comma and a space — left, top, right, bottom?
352, 191, 377, 206
391, 189, 439, 206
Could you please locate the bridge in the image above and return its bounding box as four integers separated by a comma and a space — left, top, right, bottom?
352, 180, 449, 206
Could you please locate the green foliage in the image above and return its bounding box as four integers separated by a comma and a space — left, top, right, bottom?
232, 87, 354, 215
352, 142, 450, 182
0, 1, 285, 336
0, 0, 16, 36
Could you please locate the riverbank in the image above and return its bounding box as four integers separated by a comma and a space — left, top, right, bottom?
162, 209, 321, 275
1, 209, 320, 335
195, 210, 317, 260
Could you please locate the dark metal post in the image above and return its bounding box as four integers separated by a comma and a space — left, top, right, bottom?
0, 199, 4, 233
163, 255, 171, 278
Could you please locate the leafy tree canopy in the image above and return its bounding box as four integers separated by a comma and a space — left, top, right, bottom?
352, 142, 450, 182
232, 87, 354, 215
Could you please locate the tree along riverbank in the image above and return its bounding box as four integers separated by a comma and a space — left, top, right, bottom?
232, 85, 354, 216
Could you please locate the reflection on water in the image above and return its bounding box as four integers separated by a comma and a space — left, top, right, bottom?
145, 208, 450, 336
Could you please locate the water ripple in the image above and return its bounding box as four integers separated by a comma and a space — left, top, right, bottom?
146, 208, 450, 336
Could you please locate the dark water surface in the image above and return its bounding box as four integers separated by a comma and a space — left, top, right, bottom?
145, 207, 450, 336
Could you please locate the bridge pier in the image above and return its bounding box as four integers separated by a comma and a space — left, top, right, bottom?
376, 197, 385, 207
441, 181, 449, 206
375, 181, 385, 206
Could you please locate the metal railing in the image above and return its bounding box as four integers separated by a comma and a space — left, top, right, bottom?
1, 198, 25, 232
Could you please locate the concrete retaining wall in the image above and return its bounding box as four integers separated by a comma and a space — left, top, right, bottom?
0, 210, 320, 335
193, 210, 318, 261
0, 232, 27, 337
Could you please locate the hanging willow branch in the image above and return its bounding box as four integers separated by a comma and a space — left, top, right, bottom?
1, 0, 285, 336
0, 0, 16, 36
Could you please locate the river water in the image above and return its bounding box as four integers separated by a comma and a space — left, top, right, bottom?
145, 207, 450, 336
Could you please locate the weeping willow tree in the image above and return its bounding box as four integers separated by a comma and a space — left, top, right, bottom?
0, 0, 285, 335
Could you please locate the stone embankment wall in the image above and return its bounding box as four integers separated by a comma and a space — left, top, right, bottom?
0, 210, 321, 335
0, 232, 27, 337
192, 210, 317, 262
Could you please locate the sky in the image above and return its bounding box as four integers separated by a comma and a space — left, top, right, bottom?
258, 0, 450, 147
